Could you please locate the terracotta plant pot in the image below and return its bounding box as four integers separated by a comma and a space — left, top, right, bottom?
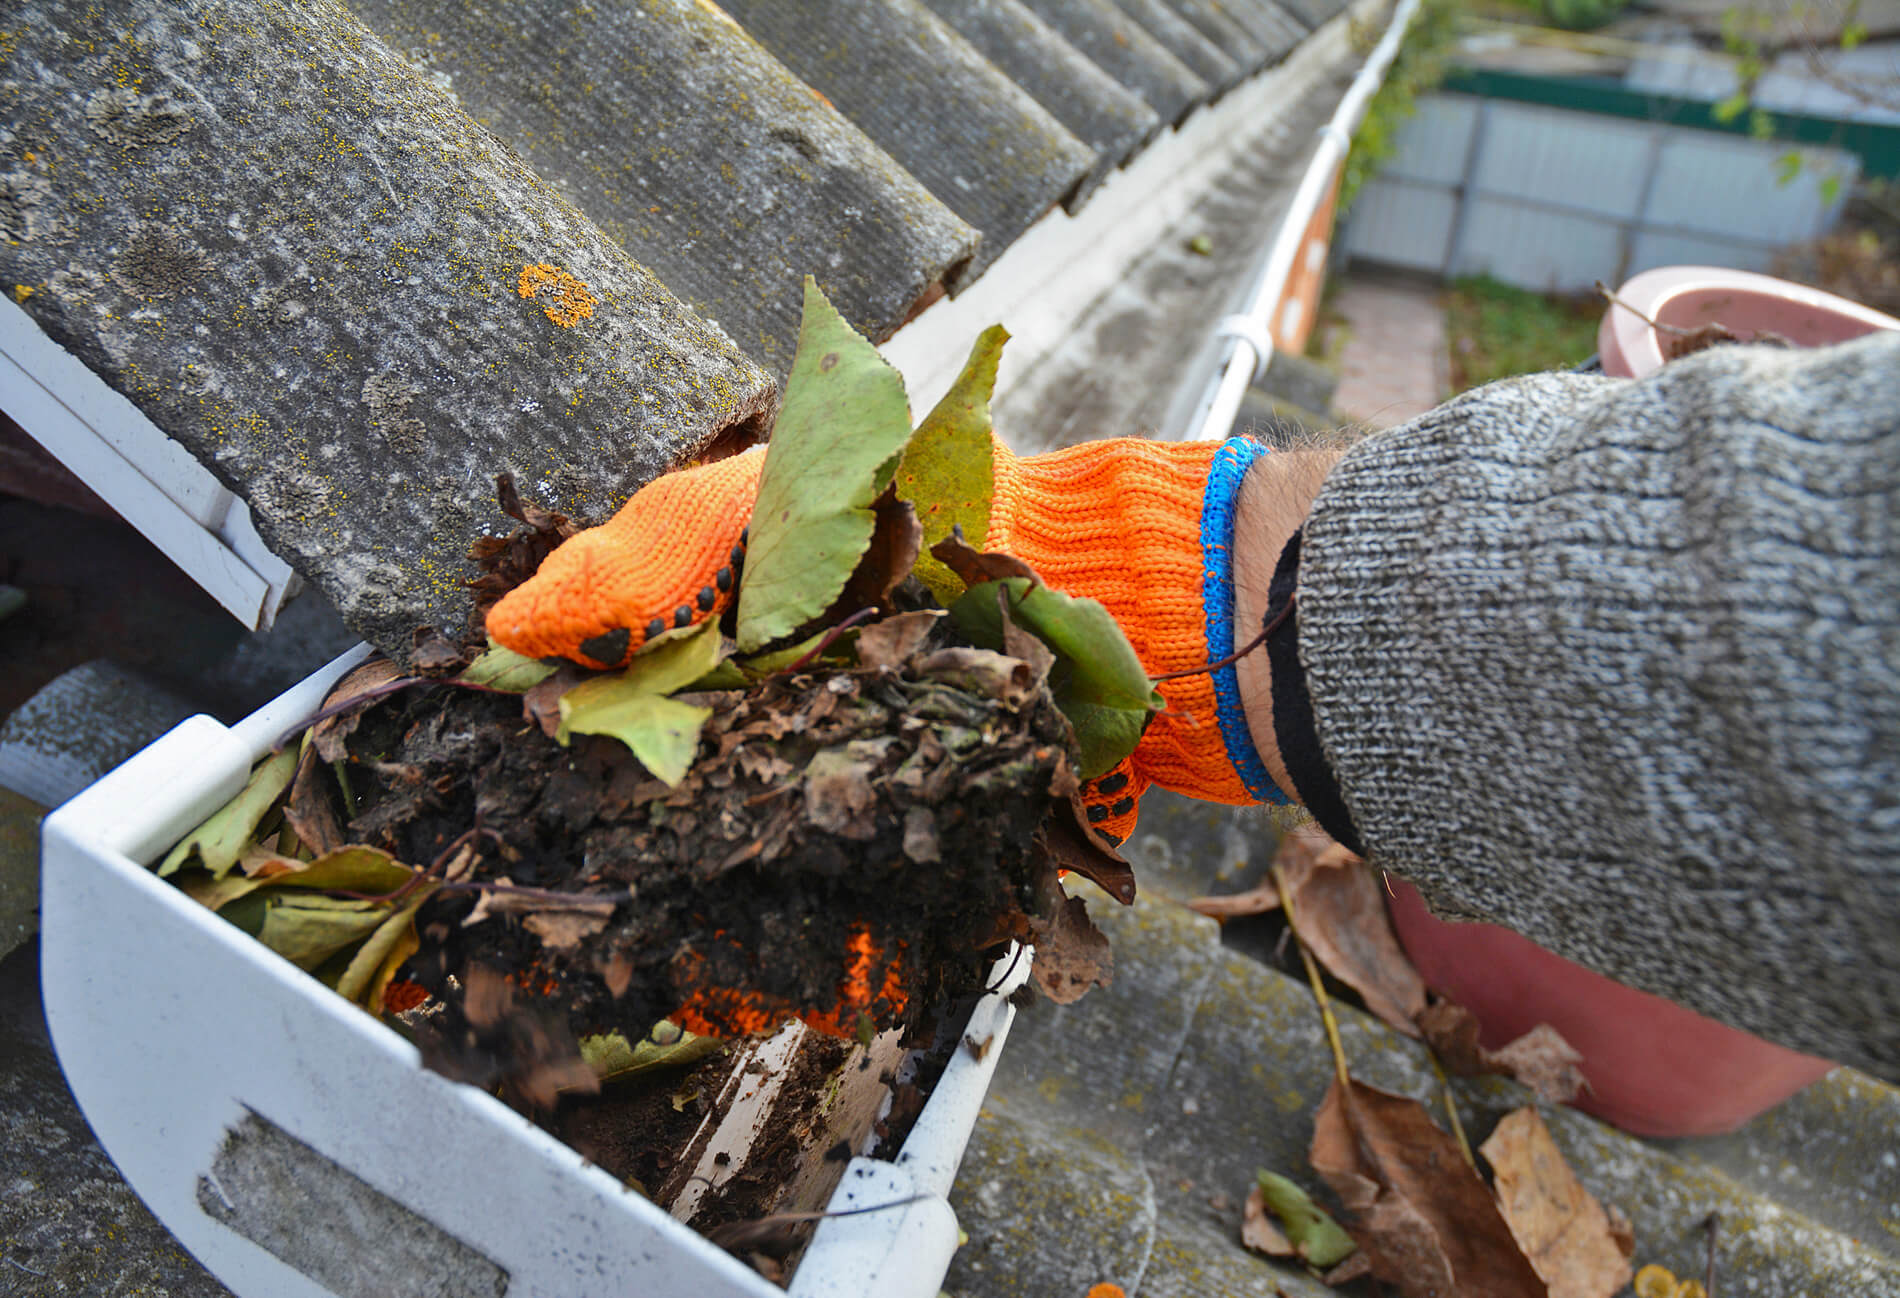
1597, 264, 1900, 379
1386, 879, 1834, 1138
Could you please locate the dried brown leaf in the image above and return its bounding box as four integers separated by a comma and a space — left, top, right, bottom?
830, 492, 923, 619
409, 627, 469, 674
523, 909, 613, 951
1241, 1183, 1295, 1258
1027, 871, 1112, 1004
929, 530, 1038, 586
1420, 999, 1588, 1106
283, 743, 346, 856
1185, 881, 1281, 920
1041, 797, 1137, 906
1488, 1025, 1589, 1107
914, 647, 1038, 708
995, 587, 1056, 690
803, 747, 878, 840
313, 659, 406, 762
902, 805, 941, 864
1276, 830, 1426, 1036
1480, 1107, 1633, 1298
467, 472, 581, 621
1309, 1077, 1548, 1298
854, 609, 944, 671
523, 663, 589, 739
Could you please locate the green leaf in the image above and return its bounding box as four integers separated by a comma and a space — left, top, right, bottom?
735, 277, 913, 652
688, 660, 751, 691
1842, 21, 1867, 49
1712, 92, 1748, 124
557, 620, 724, 784
254, 894, 400, 971
335, 894, 430, 1006
1255, 1171, 1357, 1268
159, 747, 299, 879
1776, 150, 1803, 186
896, 326, 1003, 603
462, 640, 557, 692
268, 845, 420, 894
623, 617, 727, 694
1820, 173, 1843, 204
950, 579, 1162, 778
581, 1024, 726, 1083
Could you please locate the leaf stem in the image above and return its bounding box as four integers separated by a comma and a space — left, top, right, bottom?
784, 605, 879, 673
1273, 861, 1350, 1089
1150, 593, 1294, 685
1427, 1051, 1476, 1169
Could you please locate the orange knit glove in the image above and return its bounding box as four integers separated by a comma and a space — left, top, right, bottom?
486, 436, 1288, 844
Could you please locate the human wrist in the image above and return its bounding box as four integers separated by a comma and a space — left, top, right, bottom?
1232, 448, 1342, 800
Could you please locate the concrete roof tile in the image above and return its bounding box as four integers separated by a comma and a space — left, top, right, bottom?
923, 0, 1163, 209
716, 0, 1099, 281
1107, 0, 1246, 91
1018, 0, 1215, 126
348, 0, 981, 375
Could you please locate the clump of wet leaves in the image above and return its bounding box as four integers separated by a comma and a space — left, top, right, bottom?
154, 277, 1151, 1112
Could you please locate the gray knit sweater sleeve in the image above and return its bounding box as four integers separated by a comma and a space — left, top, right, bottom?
1296, 331, 1900, 1077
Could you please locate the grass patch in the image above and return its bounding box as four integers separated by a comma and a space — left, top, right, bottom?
1445, 275, 1602, 392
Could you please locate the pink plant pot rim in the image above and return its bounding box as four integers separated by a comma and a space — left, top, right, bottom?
1597, 265, 1900, 380
1385, 878, 1834, 1139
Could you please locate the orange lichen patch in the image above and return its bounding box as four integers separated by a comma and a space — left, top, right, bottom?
1086, 1285, 1126, 1298
516, 262, 597, 328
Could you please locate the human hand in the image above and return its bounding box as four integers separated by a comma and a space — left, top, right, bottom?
486, 435, 1338, 843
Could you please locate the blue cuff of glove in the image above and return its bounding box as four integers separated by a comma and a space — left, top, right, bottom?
1201, 436, 1290, 805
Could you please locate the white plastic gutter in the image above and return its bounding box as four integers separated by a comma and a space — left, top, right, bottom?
1180, 0, 1426, 445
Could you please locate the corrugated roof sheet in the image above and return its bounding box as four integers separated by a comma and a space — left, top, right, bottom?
347, 0, 981, 374
716, 0, 1099, 280
923, 0, 1163, 207
1018, 0, 1214, 126
0, 0, 778, 655
1109, 0, 1245, 90
1163, 0, 1273, 74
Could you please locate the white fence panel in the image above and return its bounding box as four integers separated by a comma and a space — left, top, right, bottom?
1459, 197, 1628, 289
1343, 92, 1856, 292
1470, 104, 1653, 218
1341, 175, 1458, 270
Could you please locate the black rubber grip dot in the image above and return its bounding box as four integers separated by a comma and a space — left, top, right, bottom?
1096, 771, 1130, 795
696, 586, 716, 611
579, 627, 630, 665
645, 618, 665, 641
1086, 805, 1109, 824
674, 604, 693, 627
715, 566, 733, 592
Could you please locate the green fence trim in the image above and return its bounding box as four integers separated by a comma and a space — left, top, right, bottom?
1442, 67, 1900, 179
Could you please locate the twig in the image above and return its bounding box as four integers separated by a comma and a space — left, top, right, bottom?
1150, 593, 1295, 685
705, 1191, 932, 1251
275, 676, 424, 750
1427, 1051, 1476, 1169
3, 1256, 47, 1277
1273, 862, 1350, 1089
274, 674, 523, 752
784, 606, 880, 673
1705, 1211, 1720, 1298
